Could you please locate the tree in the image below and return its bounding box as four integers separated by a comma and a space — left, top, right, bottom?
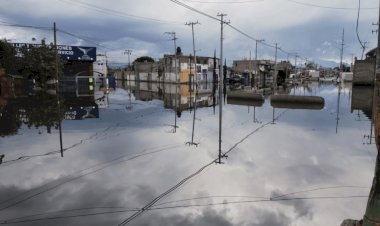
0, 39, 20, 74
176, 47, 182, 56
133, 56, 154, 63
305, 61, 317, 70
20, 44, 64, 88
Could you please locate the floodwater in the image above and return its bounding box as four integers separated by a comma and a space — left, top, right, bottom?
0, 80, 378, 226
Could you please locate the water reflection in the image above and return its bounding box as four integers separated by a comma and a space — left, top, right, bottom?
0, 80, 379, 225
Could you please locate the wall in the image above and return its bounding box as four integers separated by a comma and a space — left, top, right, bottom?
353, 58, 375, 86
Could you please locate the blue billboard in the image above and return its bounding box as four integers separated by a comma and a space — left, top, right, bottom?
10, 43, 97, 62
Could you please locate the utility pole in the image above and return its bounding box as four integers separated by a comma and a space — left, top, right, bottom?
274, 43, 278, 91
124, 49, 132, 86
340, 29, 345, 73
165, 32, 178, 83
124, 49, 133, 110
255, 39, 264, 86
124, 49, 132, 69
53, 22, 63, 157
255, 39, 265, 61
185, 21, 199, 146
377, 0, 380, 82
217, 13, 229, 164
361, 41, 368, 60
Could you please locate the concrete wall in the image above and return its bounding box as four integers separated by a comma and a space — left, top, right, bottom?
353, 58, 375, 86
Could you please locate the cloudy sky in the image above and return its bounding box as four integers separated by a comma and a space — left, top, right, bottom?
0, 0, 379, 67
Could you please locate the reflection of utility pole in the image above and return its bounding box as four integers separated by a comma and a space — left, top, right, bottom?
53, 22, 63, 157
174, 84, 178, 133
253, 106, 261, 123
336, 84, 341, 134
186, 21, 199, 146
217, 13, 229, 164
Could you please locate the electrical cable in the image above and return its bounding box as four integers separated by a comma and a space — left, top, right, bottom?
285, 0, 376, 10
0, 195, 368, 224
182, 0, 264, 3
355, 0, 367, 59
0, 144, 183, 212
117, 110, 288, 225
0, 22, 51, 31
56, 0, 181, 25
170, 0, 220, 21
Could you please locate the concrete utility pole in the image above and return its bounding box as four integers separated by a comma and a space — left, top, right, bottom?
255, 39, 265, 61
124, 49, 132, 90
340, 29, 345, 73
361, 3, 380, 225
377, 0, 380, 82
217, 13, 229, 164
53, 22, 63, 157
165, 32, 178, 83
185, 21, 199, 146
124, 49, 132, 69
255, 39, 264, 85
274, 43, 278, 90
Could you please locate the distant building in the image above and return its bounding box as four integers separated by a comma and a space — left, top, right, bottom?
232, 59, 292, 87
132, 54, 219, 84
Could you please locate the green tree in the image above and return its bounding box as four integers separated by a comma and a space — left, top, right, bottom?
133, 56, 154, 63
20, 44, 64, 88
0, 39, 20, 74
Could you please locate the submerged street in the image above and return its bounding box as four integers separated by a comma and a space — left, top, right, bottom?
0, 81, 378, 225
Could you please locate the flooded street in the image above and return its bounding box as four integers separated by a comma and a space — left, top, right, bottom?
0, 81, 378, 225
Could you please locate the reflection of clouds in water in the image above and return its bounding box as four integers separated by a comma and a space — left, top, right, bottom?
270, 190, 313, 219
0, 84, 376, 225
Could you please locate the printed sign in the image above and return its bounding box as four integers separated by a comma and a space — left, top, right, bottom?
10, 43, 97, 62
64, 105, 99, 120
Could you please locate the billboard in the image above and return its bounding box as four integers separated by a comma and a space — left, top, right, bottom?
10, 43, 96, 62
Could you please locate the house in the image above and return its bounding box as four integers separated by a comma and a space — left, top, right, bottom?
233, 59, 292, 87
352, 48, 376, 86
132, 54, 219, 84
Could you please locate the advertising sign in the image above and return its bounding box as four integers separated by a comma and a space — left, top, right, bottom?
64, 105, 99, 120
10, 43, 97, 62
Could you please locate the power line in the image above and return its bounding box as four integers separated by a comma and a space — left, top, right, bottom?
118, 160, 216, 226
285, 0, 377, 10
0, 22, 51, 30
0, 144, 182, 212
56, 0, 181, 25
182, 0, 264, 3
1, 195, 368, 224
170, 0, 220, 21
355, 0, 367, 59
118, 110, 288, 225
170, 0, 299, 59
